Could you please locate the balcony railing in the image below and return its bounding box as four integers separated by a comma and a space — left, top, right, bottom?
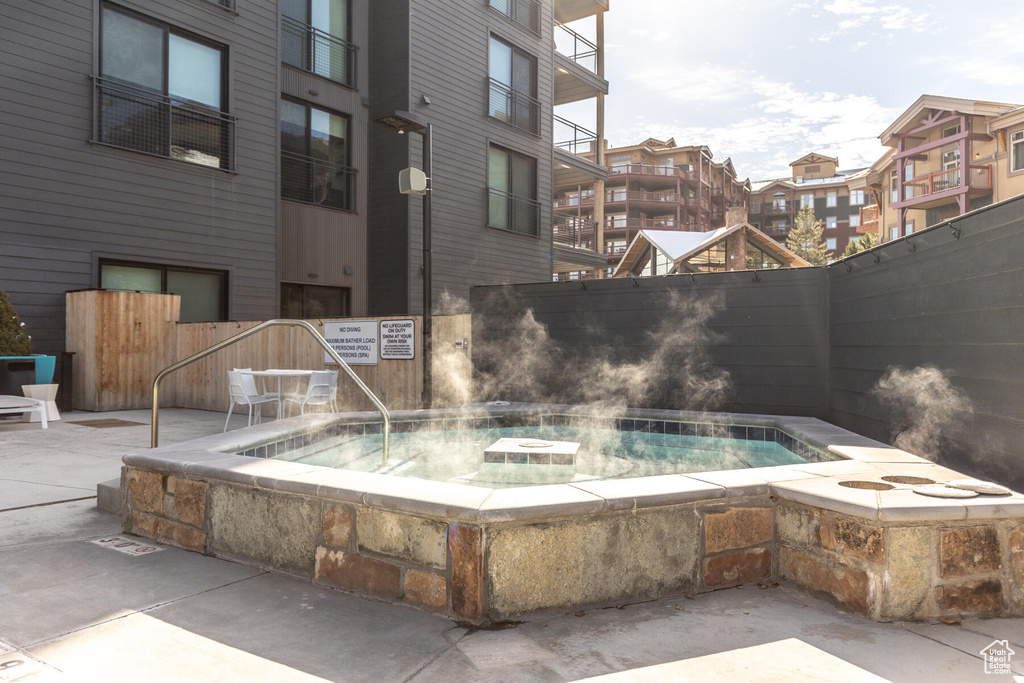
554, 115, 597, 155
902, 165, 992, 202
762, 201, 794, 216
488, 78, 540, 135
554, 22, 598, 73
858, 205, 879, 234
609, 163, 697, 181
281, 151, 356, 211
605, 217, 693, 231
488, 0, 541, 34
605, 189, 678, 204
488, 188, 541, 236
93, 78, 235, 170
554, 191, 595, 208
761, 225, 788, 237
281, 16, 357, 88
553, 219, 598, 250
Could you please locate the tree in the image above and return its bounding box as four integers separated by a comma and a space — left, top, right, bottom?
786, 206, 830, 266
0, 290, 33, 356
842, 232, 879, 258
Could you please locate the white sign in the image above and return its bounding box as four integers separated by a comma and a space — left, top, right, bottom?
323, 320, 379, 366
91, 536, 164, 556
380, 319, 416, 360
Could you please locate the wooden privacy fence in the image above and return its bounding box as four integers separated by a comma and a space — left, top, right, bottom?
66, 290, 472, 413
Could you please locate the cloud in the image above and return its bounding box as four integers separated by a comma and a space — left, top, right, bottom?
626, 64, 774, 104
610, 75, 901, 178
912, 7, 1024, 86
810, 0, 932, 40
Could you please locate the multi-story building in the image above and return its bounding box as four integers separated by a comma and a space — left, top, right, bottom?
855, 95, 1024, 243
552, 137, 750, 280
748, 154, 868, 258
0, 0, 606, 357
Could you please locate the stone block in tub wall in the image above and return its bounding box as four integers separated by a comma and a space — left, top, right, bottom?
939, 525, 1001, 578
703, 507, 773, 554
356, 508, 448, 569
818, 514, 884, 563
404, 570, 448, 612
485, 507, 700, 618
315, 548, 402, 599
777, 545, 872, 614
173, 478, 208, 528
129, 510, 206, 552
127, 469, 164, 514
703, 548, 772, 587
1009, 524, 1024, 611
879, 526, 932, 620
450, 524, 485, 621
207, 484, 320, 578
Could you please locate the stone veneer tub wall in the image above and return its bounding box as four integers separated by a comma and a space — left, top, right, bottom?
120, 405, 1024, 625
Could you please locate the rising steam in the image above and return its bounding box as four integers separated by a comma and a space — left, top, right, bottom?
436, 287, 731, 412
872, 366, 973, 459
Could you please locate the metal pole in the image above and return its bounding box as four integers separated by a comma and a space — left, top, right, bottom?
422, 123, 433, 409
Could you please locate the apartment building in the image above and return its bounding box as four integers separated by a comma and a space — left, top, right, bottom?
855, 95, 1024, 242
1, 0, 603, 356
552, 137, 750, 280
748, 154, 868, 259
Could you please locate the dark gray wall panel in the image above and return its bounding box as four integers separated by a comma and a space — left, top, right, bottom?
1, 0, 281, 354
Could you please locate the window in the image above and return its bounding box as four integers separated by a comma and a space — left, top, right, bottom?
280, 98, 354, 211
890, 227, 899, 241
826, 216, 837, 229
800, 193, 813, 209
773, 192, 786, 209
942, 124, 961, 138
99, 259, 227, 322
849, 190, 865, 205
849, 214, 860, 228
488, 144, 539, 235
904, 162, 915, 199
826, 238, 837, 251
906, 222, 915, 235
281, 283, 350, 318
805, 164, 820, 173
942, 148, 960, 171
1011, 131, 1024, 172
890, 169, 899, 203
96, 4, 233, 169
281, 0, 355, 87
826, 191, 837, 207
488, 0, 541, 33
488, 36, 539, 135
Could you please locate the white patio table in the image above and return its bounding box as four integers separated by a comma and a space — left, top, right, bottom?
237, 369, 314, 418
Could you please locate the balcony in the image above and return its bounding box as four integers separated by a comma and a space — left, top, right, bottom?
605, 189, 678, 205
555, 23, 598, 74
554, 115, 597, 156
605, 217, 694, 232
488, 79, 541, 135
488, 188, 541, 236
609, 163, 697, 182
554, 191, 594, 209
897, 165, 992, 208
280, 151, 356, 211
858, 205, 879, 234
93, 78, 235, 170
281, 16, 357, 89
553, 219, 598, 250
762, 201, 795, 216
761, 226, 788, 238
488, 0, 541, 34
554, 0, 608, 23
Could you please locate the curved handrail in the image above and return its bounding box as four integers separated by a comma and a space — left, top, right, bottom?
150, 319, 390, 464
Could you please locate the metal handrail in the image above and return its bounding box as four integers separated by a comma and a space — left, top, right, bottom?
150, 319, 391, 465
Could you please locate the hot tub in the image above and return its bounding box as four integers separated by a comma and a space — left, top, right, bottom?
121, 403, 1024, 624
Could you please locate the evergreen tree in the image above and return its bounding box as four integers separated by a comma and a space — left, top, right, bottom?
842, 232, 879, 258
786, 206, 830, 266
0, 290, 33, 356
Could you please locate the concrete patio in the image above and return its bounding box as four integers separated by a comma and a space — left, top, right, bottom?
1, 409, 1022, 682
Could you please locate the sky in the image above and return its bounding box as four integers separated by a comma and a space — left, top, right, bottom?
555, 0, 1024, 181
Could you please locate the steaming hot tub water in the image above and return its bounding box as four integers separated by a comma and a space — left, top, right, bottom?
266, 421, 839, 488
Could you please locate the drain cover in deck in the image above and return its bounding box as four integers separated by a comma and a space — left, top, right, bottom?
68, 419, 147, 428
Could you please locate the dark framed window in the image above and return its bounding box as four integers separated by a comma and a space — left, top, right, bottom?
99, 259, 228, 322
95, 4, 234, 170
280, 283, 350, 319
281, 0, 357, 87
488, 35, 539, 135
488, 0, 541, 34
488, 143, 539, 236
280, 98, 356, 211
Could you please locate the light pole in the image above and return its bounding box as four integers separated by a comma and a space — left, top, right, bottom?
376, 111, 432, 408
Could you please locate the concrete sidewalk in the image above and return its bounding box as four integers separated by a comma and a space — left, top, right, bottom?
1, 410, 1022, 682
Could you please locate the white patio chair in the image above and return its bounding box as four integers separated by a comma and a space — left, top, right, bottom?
224, 370, 278, 431
284, 370, 335, 415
